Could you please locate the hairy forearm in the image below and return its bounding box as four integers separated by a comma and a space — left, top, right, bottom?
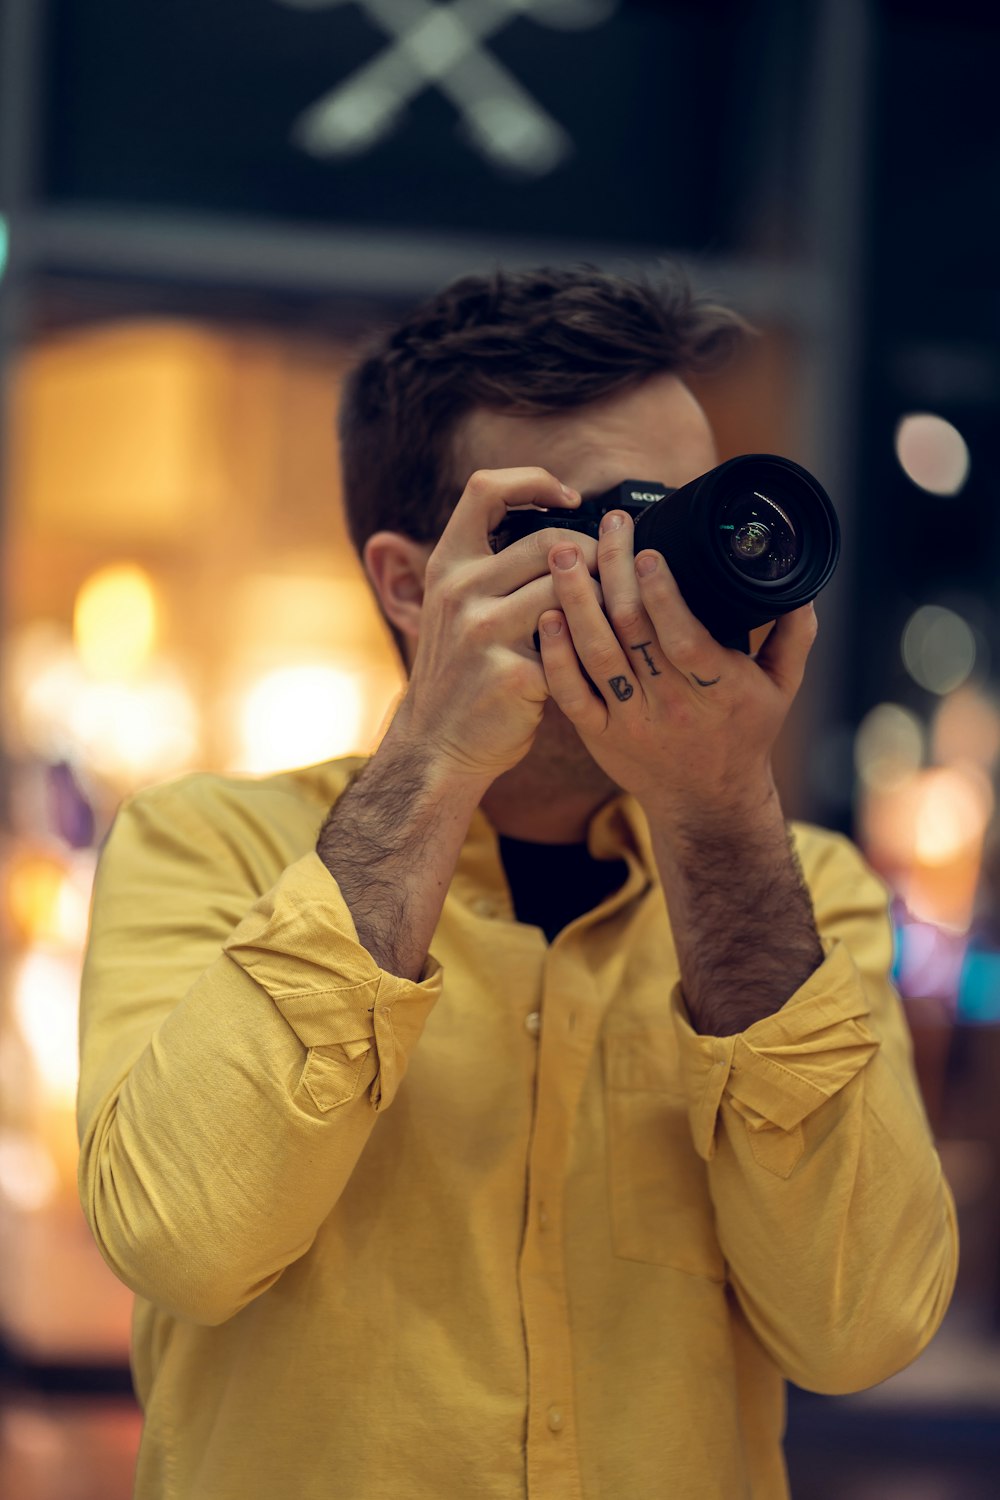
648, 785, 824, 1036
316, 713, 488, 982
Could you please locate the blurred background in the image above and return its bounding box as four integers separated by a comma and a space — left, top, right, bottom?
0, 0, 998, 1495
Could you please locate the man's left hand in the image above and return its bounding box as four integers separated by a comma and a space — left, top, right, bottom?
538, 508, 819, 825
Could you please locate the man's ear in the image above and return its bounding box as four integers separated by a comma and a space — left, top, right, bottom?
363, 532, 435, 647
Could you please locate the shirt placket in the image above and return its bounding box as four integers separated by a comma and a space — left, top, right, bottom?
518, 938, 610, 1500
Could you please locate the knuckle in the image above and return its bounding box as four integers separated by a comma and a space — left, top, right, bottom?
538, 525, 577, 553
465, 469, 493, 498
667, 635, 698, 662
609, 603, 644, 636
526, 465, 556, 486
576, 537, 600, 572
463, 607, 496, 645
590, 642, 623, 675
529, 528, 563, 561
428, 560, 462, 599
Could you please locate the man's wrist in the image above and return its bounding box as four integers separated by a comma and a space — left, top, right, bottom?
639, 766, 780, 847
379, 701, 493, 813
645, 775, 823, 1037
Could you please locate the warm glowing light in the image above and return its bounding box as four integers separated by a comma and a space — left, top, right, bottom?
932, 686, 1000, 772
895, 412, 971, 495
235, 663, 365, 774
4, 853, 91, 948
901, 605, 977, 695
12, 950, 82, 1107
859, 761, 993, 930
854, 703, 924, 791
10, 620, 198, 782
73, 563, 159, 678
9, 624, 82, 759
912, 766, 993, 865
0, 1132, 60, 1213
68, 673, 200, 784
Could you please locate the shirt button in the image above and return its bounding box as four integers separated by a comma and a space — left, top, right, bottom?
547, 1406, 564, 1433
524, 1010, 541, 1036
472, 898, 498, 918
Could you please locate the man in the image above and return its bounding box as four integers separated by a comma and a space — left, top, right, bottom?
78, 267, 958, 1500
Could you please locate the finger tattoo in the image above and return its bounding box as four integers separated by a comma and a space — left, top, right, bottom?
608, 675, 634, 702
630, 640, 662, 676
691, 674, 722, 687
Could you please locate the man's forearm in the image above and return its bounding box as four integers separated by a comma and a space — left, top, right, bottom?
316, 712, 488, 982
648, 784, 824, 1037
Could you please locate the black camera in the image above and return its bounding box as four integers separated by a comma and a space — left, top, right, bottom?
489, 453, 841, 653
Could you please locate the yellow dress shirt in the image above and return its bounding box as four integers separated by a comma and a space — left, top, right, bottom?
77, 757, 958, 1500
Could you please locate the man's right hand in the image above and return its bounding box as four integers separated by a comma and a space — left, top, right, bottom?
392, 466, 601, 787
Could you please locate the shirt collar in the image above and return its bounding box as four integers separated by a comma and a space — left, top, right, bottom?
454, 790, 654, 909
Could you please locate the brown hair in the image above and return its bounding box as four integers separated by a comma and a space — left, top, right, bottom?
338, 264, 749, 661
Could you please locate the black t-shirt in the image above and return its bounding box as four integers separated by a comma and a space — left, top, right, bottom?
498, 834, 628, 943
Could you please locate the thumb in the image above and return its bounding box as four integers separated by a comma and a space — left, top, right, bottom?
754, 604, 819, 696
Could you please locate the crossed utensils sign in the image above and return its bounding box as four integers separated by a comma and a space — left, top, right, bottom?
279, 0, 621, 177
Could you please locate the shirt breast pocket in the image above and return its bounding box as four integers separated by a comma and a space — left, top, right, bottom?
603, 1027, 726, 1282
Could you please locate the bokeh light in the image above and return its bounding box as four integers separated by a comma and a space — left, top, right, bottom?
11, 950, 83, 1107
234, 663, 365, 774
912, 765, 994, 866
0, 1132, 61, 1213
901, 605, 977, 694
4, 852, 92, 949
859, 762, 993, 931
73, 562, 159, 679
931, 685, 1000, 772
895, 412, 971, 495
854, 702, 924, 792
68, 673, 200, 784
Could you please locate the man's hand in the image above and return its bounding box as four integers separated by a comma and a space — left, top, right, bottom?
394, 466, 602, 786
537, 508, 819, 826
537, 505, 824, 1034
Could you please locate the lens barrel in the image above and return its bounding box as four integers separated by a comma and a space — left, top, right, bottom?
631, 454, 840, 651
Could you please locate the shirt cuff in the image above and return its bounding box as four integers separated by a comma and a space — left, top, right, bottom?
223, 851, 442, 1112
670, 938, 880, 1161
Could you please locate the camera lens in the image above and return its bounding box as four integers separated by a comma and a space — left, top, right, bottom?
629, 455, 839, 648
717, 490, 799, 582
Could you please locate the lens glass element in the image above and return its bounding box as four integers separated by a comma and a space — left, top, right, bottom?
716, 490, 799, 581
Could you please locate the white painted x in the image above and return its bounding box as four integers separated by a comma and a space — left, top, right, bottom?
279, 0, 620, 177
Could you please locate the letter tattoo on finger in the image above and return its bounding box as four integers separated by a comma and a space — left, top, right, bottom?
630, 640, 662, 676
691, 673, 722, 688
609, 676, 634, 702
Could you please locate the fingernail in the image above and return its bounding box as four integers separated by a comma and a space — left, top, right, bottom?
553, 547, 577, 570
601, 512, 624, 534
636, 553, 658, 577
541, 615, 564, 636
560, 483, 580, 501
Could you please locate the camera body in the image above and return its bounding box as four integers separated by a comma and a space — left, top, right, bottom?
490, 454, 841, 653
490, 479, 675, 546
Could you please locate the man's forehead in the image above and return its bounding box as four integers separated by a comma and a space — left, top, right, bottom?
450, 373, 717, 494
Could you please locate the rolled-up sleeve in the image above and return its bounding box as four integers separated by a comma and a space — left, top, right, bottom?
224, 851, 441, 1112
78, 778, 441, 1326
669, 829, 958, 1395
676, 938, 880, 1171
